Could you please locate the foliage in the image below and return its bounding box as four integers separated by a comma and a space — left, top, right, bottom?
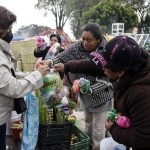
121, 0, 150, 31
35, 0, 72, 30
68, 0, 100, 39
81, 0, 138, 33
68, 100, 77, 110
16, 24, 50, 37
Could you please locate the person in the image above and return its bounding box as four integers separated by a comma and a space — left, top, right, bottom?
34, 33, 64, 60
53, 35, 150, 150
0, 5, 49, 150
41, 23, 113, 150
93, 35, 150, 150
34, 33, 64, 79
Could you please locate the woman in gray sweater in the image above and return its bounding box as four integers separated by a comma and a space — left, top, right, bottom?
42, 23, 113, 150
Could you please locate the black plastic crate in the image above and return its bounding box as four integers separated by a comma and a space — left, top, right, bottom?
38, 122, 73, 150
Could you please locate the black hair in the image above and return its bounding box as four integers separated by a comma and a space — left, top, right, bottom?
104, 36, 149, 73
80, 23, 102, 42
50, 34, 61, 44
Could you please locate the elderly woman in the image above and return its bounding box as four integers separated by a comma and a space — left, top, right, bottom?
0, 5, 49, 150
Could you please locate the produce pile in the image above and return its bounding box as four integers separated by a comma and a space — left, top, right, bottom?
35, 88, 77, 125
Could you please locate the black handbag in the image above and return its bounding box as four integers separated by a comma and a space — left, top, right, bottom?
11, 68, 27, 114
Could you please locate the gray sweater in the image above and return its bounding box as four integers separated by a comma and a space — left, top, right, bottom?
51, 41, 113, 112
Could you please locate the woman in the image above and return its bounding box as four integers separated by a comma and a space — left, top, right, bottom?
34, 33, 64, 79
54, 35, 150, 150
43, 23, 113, 150
98, 36, 150, 150
0, 5, 49, 150
34, 33, 64, 60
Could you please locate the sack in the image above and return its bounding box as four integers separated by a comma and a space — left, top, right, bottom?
14, 97, 27, 114
11, 68, 27, 114
21, 92, 39, 150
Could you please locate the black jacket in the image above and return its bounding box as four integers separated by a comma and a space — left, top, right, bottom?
34, 46, 64, 60
109, 58, 150, 150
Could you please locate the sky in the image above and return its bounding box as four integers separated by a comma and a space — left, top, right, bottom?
0, 0, 73, 38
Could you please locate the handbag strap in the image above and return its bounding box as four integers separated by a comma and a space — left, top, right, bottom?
10, 68, 16, 78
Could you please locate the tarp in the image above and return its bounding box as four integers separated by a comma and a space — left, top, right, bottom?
12, 35, 25, 41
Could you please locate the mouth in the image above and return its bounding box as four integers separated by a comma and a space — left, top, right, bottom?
84, 46, 91, 51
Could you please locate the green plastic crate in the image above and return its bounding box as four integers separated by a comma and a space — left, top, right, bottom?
71, 126, 90, 150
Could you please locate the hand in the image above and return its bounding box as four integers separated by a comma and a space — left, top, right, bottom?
35, 59, 45, 69
37, 65, 50, 76
44, 59, 52, 67
53, 63, 64, 72
105, 117, 113, 130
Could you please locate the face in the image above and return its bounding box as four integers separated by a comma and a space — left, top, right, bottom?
103, 67, 123, 80
50, 36, 58, 46
81, 31, 100, 52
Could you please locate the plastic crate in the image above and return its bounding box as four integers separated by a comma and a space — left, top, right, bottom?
38, 122, 73, 150
71, 126, 90, 150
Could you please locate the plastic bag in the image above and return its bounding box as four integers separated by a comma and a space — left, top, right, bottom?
21, 92, 39, 150
40, 70, 63, 103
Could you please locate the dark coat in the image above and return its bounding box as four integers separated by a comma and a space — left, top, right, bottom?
64, 59, 103, 76
34, 46, 64, 60
109, 58, 150, 150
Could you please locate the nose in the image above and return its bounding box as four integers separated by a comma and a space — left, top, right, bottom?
50, 40, 55, 45
83, 40, 88, 45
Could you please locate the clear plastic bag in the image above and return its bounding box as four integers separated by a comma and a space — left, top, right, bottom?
40, 70, 63, 103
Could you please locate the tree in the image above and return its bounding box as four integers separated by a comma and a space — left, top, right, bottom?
35, 0, 72, 30
81, 0, 138, 33
68, 0, 100, 39
121, 0, 150, 32
142, 14, 150, 33
16, 24, 50, 37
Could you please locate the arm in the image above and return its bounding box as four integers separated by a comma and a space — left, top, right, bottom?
46, 41, 84, 66
34, 46, 49, 59
109, 88, 150, 147
0, 64, 49, 98
54, 59, 104, 76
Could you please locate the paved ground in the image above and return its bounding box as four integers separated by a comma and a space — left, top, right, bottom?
74, 110, 85, 131
6, 111, 85, 150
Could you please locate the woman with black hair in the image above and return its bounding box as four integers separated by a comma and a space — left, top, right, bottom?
41, 23, 113, 150
53, 35, 150, 150
34, 33, 64, 79
34, 33, 64, 60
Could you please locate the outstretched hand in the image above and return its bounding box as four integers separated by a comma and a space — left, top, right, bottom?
37, 65, 50, 76
53, 63, 65, 72
35, 59, 45, 69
